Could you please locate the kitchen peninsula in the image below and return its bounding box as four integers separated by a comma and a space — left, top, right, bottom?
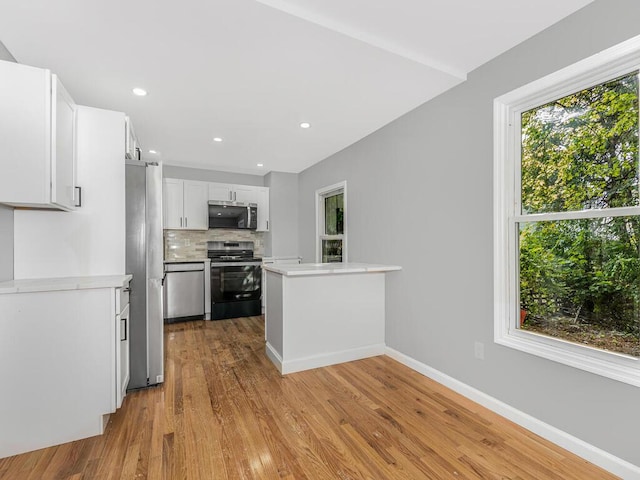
263, 263, 401, 374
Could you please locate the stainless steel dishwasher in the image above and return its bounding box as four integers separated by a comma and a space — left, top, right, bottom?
163, 262, 205, 322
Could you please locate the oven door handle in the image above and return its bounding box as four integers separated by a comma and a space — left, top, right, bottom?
210, 262, 262, 267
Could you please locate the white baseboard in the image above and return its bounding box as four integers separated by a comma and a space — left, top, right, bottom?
265, 342, 283, 373
276, 343, 385, 375
385, 347, 640, 480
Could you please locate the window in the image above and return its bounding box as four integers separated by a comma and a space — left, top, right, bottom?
494, 37, 640, 386
316, 181, 347, 263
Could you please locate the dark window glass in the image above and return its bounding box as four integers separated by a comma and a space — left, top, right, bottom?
322, 239, 343, 263
324, 193, 344, 235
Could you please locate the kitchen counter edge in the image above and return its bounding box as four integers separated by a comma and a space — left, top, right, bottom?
0, 274, 133, 294
263, 262, 401, 277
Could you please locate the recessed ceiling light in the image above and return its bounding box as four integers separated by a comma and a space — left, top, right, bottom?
213, 137, 223, 142
300, 122, 311, 129
257, 163, 264, 167
132, 87, 147, 96
148, 149, 157, 154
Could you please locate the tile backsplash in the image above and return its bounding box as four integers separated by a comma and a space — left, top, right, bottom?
164, 229, 264, 260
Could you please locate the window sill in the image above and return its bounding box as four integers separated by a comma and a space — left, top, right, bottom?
495, 329, 640, 387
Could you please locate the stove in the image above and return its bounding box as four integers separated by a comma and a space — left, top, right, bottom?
207, 241, 262, 265
207, 241, 262, 320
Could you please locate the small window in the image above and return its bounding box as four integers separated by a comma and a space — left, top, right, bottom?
494, 37, 640, 386
317, 182, 347, 263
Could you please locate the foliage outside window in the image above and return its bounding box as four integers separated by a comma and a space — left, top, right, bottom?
317, 182, 346, 263
494, 37, 640, 386
520, 73, 639, 357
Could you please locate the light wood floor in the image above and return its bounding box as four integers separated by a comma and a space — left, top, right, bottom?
0, 317, 618, 479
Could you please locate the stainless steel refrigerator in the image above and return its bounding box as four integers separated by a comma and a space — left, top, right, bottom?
125, 160, 164, 389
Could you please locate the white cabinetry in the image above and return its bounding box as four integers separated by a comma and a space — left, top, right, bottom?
209, 183, 254, 202
124, 116, 141, 160
208, 182, 270, 231
163, 178, 208, 230
0, 275, 132, 458
0, 60, 77, 210
14, 107, 126, 279
233, 184, 257, 204
209, 183, 234, 202
254, 187, 270, 232
115, 283, 130, 409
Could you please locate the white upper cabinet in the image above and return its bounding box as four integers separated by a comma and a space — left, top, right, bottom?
124, 116, 141, 160
183, 181, 208, 230
208, 183, 234, 202
233, 184, 256, 204
254, 187, 270, 231
0, 60, 77, 210
162, 178, 184, 229
163, 178, 208, 230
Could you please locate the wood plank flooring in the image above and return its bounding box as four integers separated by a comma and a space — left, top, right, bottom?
0, 317, 619, 479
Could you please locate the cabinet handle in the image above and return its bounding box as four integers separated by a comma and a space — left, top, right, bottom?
185, 217, 188, 228
266, 220, 269, 230
229, 191, 233, 201
180, 217, 183, 227
74, 186, 82, 208
121, 317, 127, 341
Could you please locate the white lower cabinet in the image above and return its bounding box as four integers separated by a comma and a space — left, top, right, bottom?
115, 283, 131, 409
0, 275, 132, 459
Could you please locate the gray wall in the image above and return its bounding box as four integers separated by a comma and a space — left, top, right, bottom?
0, 40, 16, 62
0, 41, 16, 281
163, 165, 264, 186
297, 0, 640, 467
264, 172, 299, 257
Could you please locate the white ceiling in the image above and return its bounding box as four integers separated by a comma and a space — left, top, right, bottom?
0, 0, 592, 175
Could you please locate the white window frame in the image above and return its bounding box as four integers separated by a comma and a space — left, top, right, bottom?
494, 35, 640, 387
316, 181, 347, 263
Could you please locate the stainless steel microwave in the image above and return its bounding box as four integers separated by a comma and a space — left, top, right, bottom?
208, 201, 257, 230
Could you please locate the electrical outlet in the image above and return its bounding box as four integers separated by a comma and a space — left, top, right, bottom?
184, 238, 191, 246
474, 341, 485, 360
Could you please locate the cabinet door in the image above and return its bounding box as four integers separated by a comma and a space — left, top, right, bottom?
163, 178, 184, 229
0, 61, 50, 207
233, 184, 256, 204
255, 187, 270, 231
117, 302, 130, 409
183, 181, 208, 230
51, 76, 77, 210
209, 182, 233, 202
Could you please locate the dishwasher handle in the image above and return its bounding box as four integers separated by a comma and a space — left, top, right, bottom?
164, 263, 206, 273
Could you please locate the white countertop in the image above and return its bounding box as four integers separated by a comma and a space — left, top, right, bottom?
263, 262, 401, 277
0, 274, 133, 294
163, 258, 210, 264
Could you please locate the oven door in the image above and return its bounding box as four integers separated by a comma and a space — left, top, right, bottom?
211, 262, 262, 303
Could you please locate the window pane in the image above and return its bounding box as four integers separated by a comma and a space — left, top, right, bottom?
521, 72, 639, 214
519, 217, 640, 357
324, 193, 344, 235
322, 239, 343, 263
